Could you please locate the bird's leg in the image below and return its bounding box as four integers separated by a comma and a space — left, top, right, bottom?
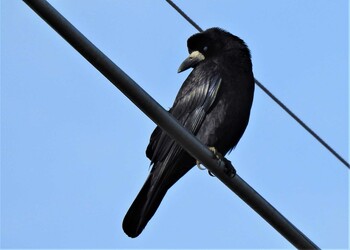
208, 148, 236, 177
206, 147, 237, 178
207, 147, 224, 176
208, 147, 223, 160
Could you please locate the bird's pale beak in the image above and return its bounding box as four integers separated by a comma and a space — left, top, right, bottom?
178, 51, 205, 73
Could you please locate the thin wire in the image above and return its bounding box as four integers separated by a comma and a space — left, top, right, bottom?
255, 79, 350, 168
166, 0, 203, 32
165, 0, 349, 169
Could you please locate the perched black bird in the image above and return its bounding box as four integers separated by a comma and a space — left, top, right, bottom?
123, 28, 254, 238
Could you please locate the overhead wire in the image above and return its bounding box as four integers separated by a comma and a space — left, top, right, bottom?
165, 0, 349, 169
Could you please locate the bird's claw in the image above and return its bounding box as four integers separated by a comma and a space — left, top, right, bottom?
197, 160, 215, 177
196, 160, 206, 170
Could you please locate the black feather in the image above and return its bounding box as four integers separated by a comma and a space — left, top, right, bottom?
123, 27, 254, 237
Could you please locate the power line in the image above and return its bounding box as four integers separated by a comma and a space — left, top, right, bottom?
255, 79, 350, 168
23, 0, 319, 248
165, 0, 349, 169
166, 0, 203, 32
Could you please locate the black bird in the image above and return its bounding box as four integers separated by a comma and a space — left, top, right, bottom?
123, 28, 254, 238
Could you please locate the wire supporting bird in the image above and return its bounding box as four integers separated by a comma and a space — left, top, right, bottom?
123, 27, 255, 238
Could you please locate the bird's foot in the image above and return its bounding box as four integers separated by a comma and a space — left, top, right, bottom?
197, 160, 214, 176
222, 158, 236, 178
196, 147, 223, 177
208, 147, 223, 160
207, 147, 223, 176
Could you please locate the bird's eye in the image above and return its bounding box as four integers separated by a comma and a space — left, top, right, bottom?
203, 46, 208, 52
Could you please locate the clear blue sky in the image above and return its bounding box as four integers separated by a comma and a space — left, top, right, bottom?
1, 0, 349, 248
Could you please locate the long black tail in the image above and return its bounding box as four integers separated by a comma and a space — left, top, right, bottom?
123, 150, 194, 238
122, 172, 168, 238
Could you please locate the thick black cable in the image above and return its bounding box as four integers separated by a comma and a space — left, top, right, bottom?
22, 0, 320, 248
165, 0, 349, 169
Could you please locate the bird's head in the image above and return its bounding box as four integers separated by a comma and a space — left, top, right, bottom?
178, 27, 251, 73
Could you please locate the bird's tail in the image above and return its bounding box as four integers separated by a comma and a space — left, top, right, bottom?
123, 150, 194, 238
122, 172, 169, 238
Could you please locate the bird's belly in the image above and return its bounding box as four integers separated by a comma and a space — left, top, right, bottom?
195, 97, 249, 155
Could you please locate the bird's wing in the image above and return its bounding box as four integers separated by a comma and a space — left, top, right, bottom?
146, 64, 221, 166
125, 65, 222, 236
